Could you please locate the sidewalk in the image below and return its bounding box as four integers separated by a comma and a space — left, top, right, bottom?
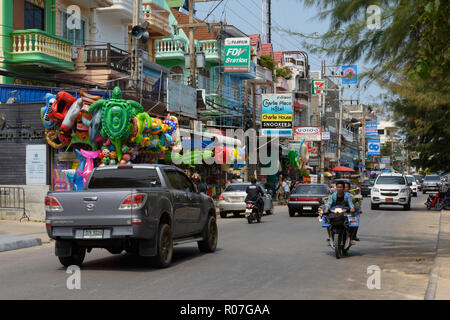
0, 219, 51, 253
426, 209, 450, 299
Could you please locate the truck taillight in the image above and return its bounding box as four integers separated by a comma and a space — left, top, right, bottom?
119, 194, 147, 210
218, 195, 225, 200
45, 196, 63, 212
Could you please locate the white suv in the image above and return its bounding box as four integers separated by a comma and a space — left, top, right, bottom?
371, 173, 411, 210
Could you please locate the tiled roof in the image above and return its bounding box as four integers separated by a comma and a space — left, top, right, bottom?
249, 34, 261, 45
261, 43, 273, 57
170, 8, 215, 40
273, 51, 283, 66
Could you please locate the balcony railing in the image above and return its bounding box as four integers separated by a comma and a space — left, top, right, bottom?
11, 29, 72, 62
156, 39, 187, 60
84, 44, 130, 74
142, 1, 171, 37
196, 40, 220, 61
276, 76, 290, 91
256, 65, 273, 82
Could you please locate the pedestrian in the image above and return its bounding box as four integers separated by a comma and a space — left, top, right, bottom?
282, 177, 290, 205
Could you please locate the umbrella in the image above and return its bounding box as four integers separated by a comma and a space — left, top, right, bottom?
331, 166, 355, 172
324, 172, 333, 177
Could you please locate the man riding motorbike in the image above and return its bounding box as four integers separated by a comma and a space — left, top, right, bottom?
344, 182, 362, 242
322, 181, 355, 245
245, 178, 264, 215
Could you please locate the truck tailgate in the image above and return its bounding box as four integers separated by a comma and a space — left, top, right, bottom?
47, 190, 132, 227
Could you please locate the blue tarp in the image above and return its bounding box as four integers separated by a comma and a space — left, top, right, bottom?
0, 84, 111, 104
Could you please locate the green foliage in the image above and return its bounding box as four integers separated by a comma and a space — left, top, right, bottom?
260, 55, 275, 71
298, 169, 310, 178
276, 66, 293, 80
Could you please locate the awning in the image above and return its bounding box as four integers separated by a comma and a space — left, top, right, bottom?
294, 100, 306, 110
179, 128, 242, 147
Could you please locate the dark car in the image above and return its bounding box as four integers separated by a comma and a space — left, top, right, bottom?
287, 184, 332, 217
360, 180, 375, 197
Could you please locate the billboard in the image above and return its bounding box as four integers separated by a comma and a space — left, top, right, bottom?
224, 37, 251, 73
311, 80, 326, 95
367, 139, 381, 155
294, 126, 322, 141
342, 65, 357, 85
261, 94, 293, 136
365, 120, 378, 137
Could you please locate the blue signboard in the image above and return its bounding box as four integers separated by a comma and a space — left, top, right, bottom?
342, 65, 357, 85
261, 94, 293, 136
367, 139, 381, 155
365, 120, 378, 138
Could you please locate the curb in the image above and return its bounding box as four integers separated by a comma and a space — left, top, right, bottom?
424, 209, 444, 300
0, 236, 42, 253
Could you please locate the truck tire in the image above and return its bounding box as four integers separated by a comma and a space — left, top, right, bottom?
403, 200, 411, 210
220, 211, 227, 219
152, 223, 173, 268
371, 203, 379, 210
289, 208, 296, 217
58, 244, 86, 267
198, 215, 218, 253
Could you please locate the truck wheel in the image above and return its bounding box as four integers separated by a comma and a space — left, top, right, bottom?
403, 200, 411, 210
198, 215, 218, 253
371, 203, 379, 210
220, 211, 227, 219
152, 223, 173, 268
58, 244, 86, 267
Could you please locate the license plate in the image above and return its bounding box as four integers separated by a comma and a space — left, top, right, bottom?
83, 229, 103, 239
386, 198, 393, 202
303, 206, 312, 210
348, 217, 357, 224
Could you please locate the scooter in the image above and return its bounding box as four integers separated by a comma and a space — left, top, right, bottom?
321, 206, 359, 259
245, 201, 261, 224
425, 191, 446, 210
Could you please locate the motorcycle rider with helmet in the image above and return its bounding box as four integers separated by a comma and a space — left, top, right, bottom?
245, 178, 264, 215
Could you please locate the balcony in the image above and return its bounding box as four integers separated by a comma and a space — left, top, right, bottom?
85, 44, 131, 74
255, 65, 273, 82
142, 2, 172, 38
196, 40, 220, 61
156, 39, 187, 61
276, 76, 290, 91
96, 0, 134, 21
74, 0, 113, 8
8, 29, 74, 71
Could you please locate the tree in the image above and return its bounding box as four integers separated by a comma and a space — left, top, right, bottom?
276, 66, 293, 80
259, 55, 275, 71
289, 0, 450, 171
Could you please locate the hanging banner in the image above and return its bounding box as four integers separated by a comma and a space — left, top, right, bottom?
342, 65, 358, 85
224, 37, 251, 73
261, 94, 293, 136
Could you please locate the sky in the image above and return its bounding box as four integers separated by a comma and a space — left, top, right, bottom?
190, 0, 386, 106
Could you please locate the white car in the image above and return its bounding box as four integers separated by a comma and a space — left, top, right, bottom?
371, 173, 412, 210
405, 175, 418, 197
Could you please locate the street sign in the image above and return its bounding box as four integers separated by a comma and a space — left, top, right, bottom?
381, 157, 391, 164
365, 120, 378, 137
322, 131, 331, 140
224, 37, 251, 73
294, 126, 322, 141
311, 80, 326, 95
342, 65, 357, 85
261, 94, 293, 136
367, 139, 381, 155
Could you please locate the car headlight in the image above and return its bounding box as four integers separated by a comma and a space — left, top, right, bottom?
400, 188, 408, 194
372, 187, 379, 193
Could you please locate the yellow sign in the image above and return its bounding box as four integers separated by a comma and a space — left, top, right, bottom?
262, 114, 292, 122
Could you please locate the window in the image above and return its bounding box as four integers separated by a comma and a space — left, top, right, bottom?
375, 176, 406, 185
294, 185, 329, 195
25, 1, 45, 30
88, 168, 161, 189
61, 11, 86, 46
378, 129, 385, 135
176, 172, 195, 192
165, 170, 182, 190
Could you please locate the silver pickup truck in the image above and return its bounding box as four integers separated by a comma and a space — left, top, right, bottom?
45, 164, 217, 268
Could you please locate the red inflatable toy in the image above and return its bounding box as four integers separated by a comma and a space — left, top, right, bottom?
47, 91, 77, 123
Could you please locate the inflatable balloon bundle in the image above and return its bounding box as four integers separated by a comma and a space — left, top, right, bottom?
41, 86, 181, 188
288, 138, 318, 169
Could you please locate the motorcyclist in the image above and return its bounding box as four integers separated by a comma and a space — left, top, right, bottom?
322, 180, 355, 245
245, 178, 264, 215
344, 182, 362, 242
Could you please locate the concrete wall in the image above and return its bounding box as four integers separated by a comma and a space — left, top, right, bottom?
0, 185, 49, 221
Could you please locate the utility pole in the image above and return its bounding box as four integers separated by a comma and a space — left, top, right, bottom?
361, 108, 366, 183
188, 0, 196, 88
337, 86, 343, 167
131, 0, 142, 89
319, 60, 326, 184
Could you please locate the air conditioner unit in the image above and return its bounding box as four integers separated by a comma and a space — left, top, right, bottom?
71, 47, 78, 60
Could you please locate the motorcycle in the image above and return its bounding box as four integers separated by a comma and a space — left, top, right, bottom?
245, 201, 261, 224
321, 206, 359, 259
425, 191, 446, 210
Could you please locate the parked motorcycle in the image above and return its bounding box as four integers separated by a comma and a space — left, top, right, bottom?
425, 191, 446, 210
321, 206, 359, 259
245, 201, 261, 224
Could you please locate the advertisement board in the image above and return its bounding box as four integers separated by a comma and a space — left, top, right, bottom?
311, 80, 326, 95
365, 120, 378, 137
26, 144, 46, 185
381, 157, 391, 164
342, 65, 358, 85
224, 37, 251, 73
293, 126, 322, 141
367, 139, 381, 155
322, 131, 331, 140
261, 94, 293, 136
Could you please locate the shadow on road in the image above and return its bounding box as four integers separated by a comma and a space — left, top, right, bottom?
66, 247, 223, 271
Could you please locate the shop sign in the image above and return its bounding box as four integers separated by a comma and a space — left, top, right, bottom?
311, 80, 326, 95
224, 37, 251, 73
365, 120, 378, 137
342, 65, 358, 85
322, 131, 330, 140
381, 157, 391, 164
294, 126, 321, 141
26, 144, 46, 185
261, 94, 293, 136
367, 138, 381, 155
0, 123, 45, 140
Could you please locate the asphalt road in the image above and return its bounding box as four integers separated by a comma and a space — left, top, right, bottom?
0, 193, 440, 300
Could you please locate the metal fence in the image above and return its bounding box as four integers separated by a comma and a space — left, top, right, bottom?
0, 187, 29, 222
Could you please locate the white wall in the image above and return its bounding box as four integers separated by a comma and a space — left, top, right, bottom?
91, 10, 129, 51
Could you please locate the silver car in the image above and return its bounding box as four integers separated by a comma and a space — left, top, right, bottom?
217, 183, 273, 218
